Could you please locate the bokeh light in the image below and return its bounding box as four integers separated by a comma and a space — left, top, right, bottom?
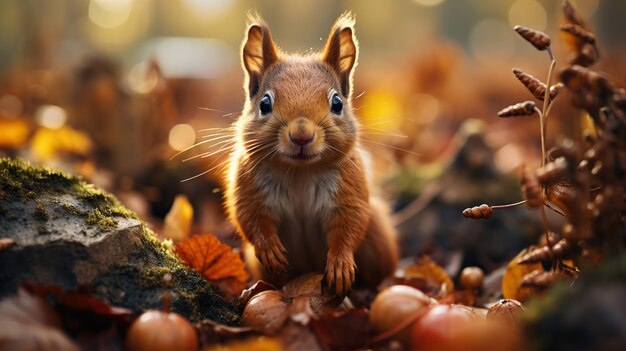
169, 124, 196, 152
412, 0, 446, 7
35, 105, 67, 130
182, 0, 234, 17
88, 0, 133, 28
127, 61, 158, 94
469, 19, 516, 63
508, 0, 547, 32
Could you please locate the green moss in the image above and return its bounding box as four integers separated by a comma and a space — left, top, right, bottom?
85, 209, 117, 230
90, 224, 240, 324
1, 158, 136, 231
0, 158, 240, 324
0, 158, 77, 200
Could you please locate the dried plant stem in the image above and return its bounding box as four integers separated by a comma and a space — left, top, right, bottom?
539, 59, 557, 238
491, 200, 528, 210
541, 59, 557, 167
544, 201, 565, 216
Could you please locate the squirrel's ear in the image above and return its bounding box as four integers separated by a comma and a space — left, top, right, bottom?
322, 13, 358, 97
242, 18, 278, 97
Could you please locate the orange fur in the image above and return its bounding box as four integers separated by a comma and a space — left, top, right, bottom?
225, 13, 398, 295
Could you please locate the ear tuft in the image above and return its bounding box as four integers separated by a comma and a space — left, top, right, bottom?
323, 12, 358, 97
241, 13, 278, 97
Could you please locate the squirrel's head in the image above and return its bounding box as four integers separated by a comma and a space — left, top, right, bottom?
238, 13, 359, 167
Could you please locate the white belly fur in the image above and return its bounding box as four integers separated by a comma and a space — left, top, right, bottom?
254, 165, 340, 274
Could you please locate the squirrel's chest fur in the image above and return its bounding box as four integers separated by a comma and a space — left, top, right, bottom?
254, 165, 340, 271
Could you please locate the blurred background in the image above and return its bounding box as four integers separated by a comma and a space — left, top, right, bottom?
1, 0, 624, 270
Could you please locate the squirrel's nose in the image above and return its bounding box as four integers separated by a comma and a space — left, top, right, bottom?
289, 132, 315, 146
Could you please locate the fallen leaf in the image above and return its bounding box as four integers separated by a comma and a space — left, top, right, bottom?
175, 234, 249, 298
22, 283, 133, 328
502, 248, 544, 302
163, 195, 193, 242
383, 256, 454, 299
0, 118, 30, 149
204, 336, 284, 351
0, 288, 80, 351
282, 273, 345, 314
310, 308, 371, 351
195, 319, 258, 347
30, 126, 92, 162
238, 280, 277, 308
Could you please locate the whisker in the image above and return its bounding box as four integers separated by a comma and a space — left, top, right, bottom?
360, 139, 421, 156
197, 107, 225, 112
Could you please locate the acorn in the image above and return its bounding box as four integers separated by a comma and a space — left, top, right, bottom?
487, 299, 524, 325
459, 267, 484, 291
241, 290, 291, 335
125, 310, 198, 351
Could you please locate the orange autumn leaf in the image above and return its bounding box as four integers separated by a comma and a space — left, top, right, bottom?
175, 234, 249, 298
502, 248, 544, 302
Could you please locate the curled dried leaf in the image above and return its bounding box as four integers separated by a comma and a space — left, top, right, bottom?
512, 68, 547, 100
498, 101, 537, 118
536, 157, 569, 184
402, 256, 454, 299
514, 25, 551, 51
521, 164, 544, 207
560, 24, 596, 44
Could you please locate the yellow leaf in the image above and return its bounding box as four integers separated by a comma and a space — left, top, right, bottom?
163, 195, 194, 242
502, 248, 544, 302
0, 118, 30, 148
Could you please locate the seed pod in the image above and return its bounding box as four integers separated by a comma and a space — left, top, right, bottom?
520, 269, 568, 288
549, 83, 564, 100
462, 204, 493, 219
487, 299, 524, 325
536, 157, 568, 184
514, 25, 551, 51
518, 238, 573, 264
497, 101, 537, 117
521, 165, 544, 207
512, 68, 547, 100
612, 89, 626, 111
563, 0, 586, 28
460, 267, 485, 290
560, 24, 596, 44
570, 44, 598, 67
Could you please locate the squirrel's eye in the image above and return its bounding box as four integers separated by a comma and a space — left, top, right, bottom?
330, 94, 343, 115
259, 94, 272, 115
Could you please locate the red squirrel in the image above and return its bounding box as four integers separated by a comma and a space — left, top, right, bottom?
225, 13, 398, 295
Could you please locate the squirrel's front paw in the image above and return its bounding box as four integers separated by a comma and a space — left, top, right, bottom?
325, 253, 356, 297
255, 235, 289, 275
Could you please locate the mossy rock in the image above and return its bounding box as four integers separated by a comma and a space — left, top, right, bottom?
0, 158, 238, 324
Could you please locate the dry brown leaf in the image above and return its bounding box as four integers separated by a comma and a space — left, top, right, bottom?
175, 234, 249, 298
203, 336, 283, 351
163, 195, 193, 242
310, 308, 370, 350
0, 289, 80, 351
401, 256, 454, 299
502, 249, 544, 302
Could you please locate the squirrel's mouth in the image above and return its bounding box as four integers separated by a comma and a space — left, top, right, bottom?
285, 147, 320, 162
